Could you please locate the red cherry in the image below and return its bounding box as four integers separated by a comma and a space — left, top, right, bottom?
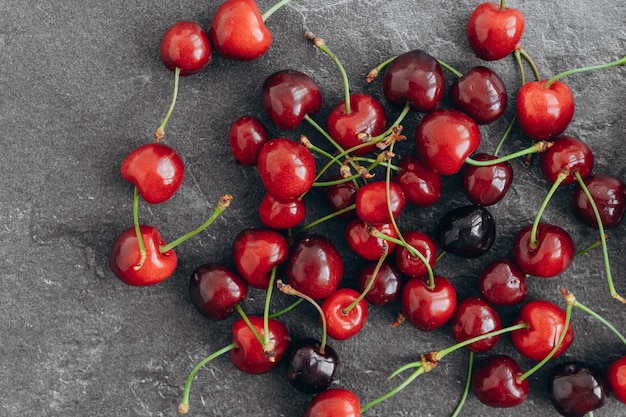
229, 116, 270, 166
159, 20, 212, 75
450, 66, 507, 124
393, 230, 437, 279
393, 154, 442, 207
322, 176, 357, 218
256, 138, 316, 200
401, 276, 457, 332
516, 80, 575, 140
607, 355, 626, 403
511, 300, 574, 361
326, 93, 387, 155
462, 153, 513, 206
512, 223, 575, 278
120, 142, 185, 204
345, 219, 397, 261
109, 225, 178, 286
540, 135, 594, 184
478, 258, 528, 306
450, 297, 501, 353
466, 2, 525, 61
355, 180, 405, 224
321, 288, 369, 340
189, 263, 248, 320
209, 0, 272, 61
471, 355, 529, 408
262, 69, 322, 130
303, 387, 361, 417
571, 174, 626, 229
415, 108, 481, 176
258, 193, 306, 230
356, 261, 402, 306
231, 228, 289, 289
229, 316, 291, 374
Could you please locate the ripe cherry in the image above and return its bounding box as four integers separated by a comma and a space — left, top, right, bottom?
345, 219, 397, 261
229, 115, 270, 166
189, 263, 248, 320
258, 193, 306, 230
159, 20, 212, 75
120, 142, 184, 204
322, 175, 357, 218
478, 258, 528, 306
450, 66, 507, 124
607, 355, 626, 403
393, 154, 442, 207
462, 153, 513, 206
540, 135, 594, 184
401, 275, 457, 332
321, 288, 369, 340
571, 174, 626, 229
231, 228, 289, 289
512, 223, 575, 278
303, 387, 361, 417
355, 180, 405, 224
548, 361, 609, 417
466, 2, 525, 61
450, 297, 502, 353
436, 205, 496, 258
230, 316, 291, 374
356, 261, 402, 306
393, 230, 437, 279
286, 338, 341, 393
516, 80, 574, 140
471, 355, 529, 408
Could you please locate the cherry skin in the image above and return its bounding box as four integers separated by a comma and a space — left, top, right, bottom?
393, 154, 442, 207
229, 115, 270, 166
345, 219, 397, 261
322, 175, 357, 218
466, 2, 525, 61
321, 288, 369, 340
209, 0, 272, 61
471, 355, 529, 408
262, 69, 322, 130
355, 180, 406, 224
159, 20, 212, 75
285, 235, 344, 300
450, 297, 502, 353
462, 153, 514, 206
229, 316, 291, 374
393, 230, 437, 279
356, 261, 402, 306
401, 275, 457, 332
478, 258, 528, 306
450, 66, 507, 124
258, 193, 306, 230
256, 137, 316, 200
607, 355, 626, 403
120, 142, 185, 204
189, 263, 248, 320
571, 174, 626, 229
548, 361, 609, 417
415, 108, 481, 176
231, 228, 289, 289
286, 338, 341, 393
516, 80, 575, 140
512, 223, 575, 278
436, 205, 496, 258
382, 49, 445, 111
511, 300, 574, 361
109, 225, 178, 286
303, 387, 361, 417
540, 135, 594, 184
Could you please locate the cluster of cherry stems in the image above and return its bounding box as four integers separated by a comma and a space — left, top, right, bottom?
107, 0, 626, 416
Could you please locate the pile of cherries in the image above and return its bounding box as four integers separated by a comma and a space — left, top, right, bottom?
107, 0, 626, 416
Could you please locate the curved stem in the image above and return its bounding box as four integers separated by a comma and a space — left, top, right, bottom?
344, 252, 388, 314
263, 267, 278, 353
436, 59, 463, 78
261, 0, 292, 21
360, 367, 425, 413
234, 304, 264, 346
572, 299, 626, 345
132, 187, 147, 269
465, 140, 551, 166
518, 48, 541, 82
514, 48, 526, 85
437, 323, 530, 359
156, 66, 180, 141
529, 171, 567, 248
268, 298, 304, 318
294, 203, 356, 236
366, 55, 397, 83
304, 114, 350, 158
451, 351, 474, 417
545, 56, 626, 88
493, 114, 517, 156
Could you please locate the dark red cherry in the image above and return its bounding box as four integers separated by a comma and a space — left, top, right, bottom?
471, 355, 529, 408
450, 297, 501, 353
262, 69, 322, 130
608, 355, 626, 403
159, 20, 211, 75
415, 108, 481, 176
229, 116, 270, 166
450, 66, 507, 124
322, 176, 357, 218
321, 288, 369, 340
394, 230, 437, 279
437, 205, 496, 258
540, 135, 594, 184
382, 49, 444, 111
256, 138, 316, 200
462, 153, 513, 206
511, 300, 574, 361
231, 228, 289, 289
548, 361, 609, 417
120, 142, 185, 204
356, 261, 402, 306
401, 275, 457, 332
478, 258, 528, 306
303, 387, 361, 417
512, 223, 575, 278
285, 235, 344, 300
466, 2, 525, 61
355, 180, 405, 224
393, 154, 442, 207
258, 193, 306, 230
571, 174, 626, 229
326, 93, 387, 155
109, 225, 178, 286
286, 338, 341, 393
229, 316, 291, 374
516, 80, 575, 140
189, 263, 248, 320
345, 219, 397, 261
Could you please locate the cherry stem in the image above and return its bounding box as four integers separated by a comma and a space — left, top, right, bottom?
132, 187, 147, 269
155, 66, 180, 141
277, 279, 328, 354
343, 251, 388, 314
517, 48, 541, 82
575, 235, 605, 257
305, 31, 351, 113
465, 140, 552, 166
529, 170, 568, 249
436, 59, 463, 78
268, 298, 304, 318
366, 55, 397, 83
499, 0, 506, 10
450, 351, 474, 417
178, 342, 237, 414
234, 304, 264, 346
261, 0, 292, 21
294, 203, 356, 236
573, 171, 624, 302
545, 56, 626, 88
262, 266, 279, 357
159, 194, 232, 252
569, 293, 626, 345
492, 114, 517, 156
514, 48, 527, 85
360, 366, 425, 413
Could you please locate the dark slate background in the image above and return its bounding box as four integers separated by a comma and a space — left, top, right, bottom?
1, 0, 625, 416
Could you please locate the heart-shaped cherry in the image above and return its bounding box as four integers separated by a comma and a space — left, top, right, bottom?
355, 180, 406, 224
303, 387, 361, 417
466, 2, 525, 61
394, 230, 437, 279
345, 219, 397, 261
548, 361, 609, 417
321, 288, 369, 340
159, 20, 212, 75
450, 65, 507, 124
471, 354, 529, 408
608, 355, 626, 404
189, 263, 248, 320
450, 297, 502, 353
512, 223, 575, 278
356, 261, 402, 306
393, 154, 442, 207
571, 174, 626, 229
231, 228, 289, 289
478, 258, 528, 306
258, 192, 306, 230
462, 153, 513, 206
401, 275, 457, 332
286, 338, 341, 393
230, 316, 291, 374
229, 115, 270, 166
437, 205, 496, 258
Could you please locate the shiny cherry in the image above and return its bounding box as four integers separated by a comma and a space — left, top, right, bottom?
450, 66, 507, 124
548, 361, 609, 417
322, 176, 357, 218
159, 20, 211, 75
321, 288, 369, 340
394, 230, 437, 279
393, 154, 442, 207
466, 2, 525, 61
512, 223, 575, 278
471, 355, 529, 408
607, 355, 626, 403
258, 193, 306, 230
231, 228, 289, 289
401, 275, 457, 332
286, 338, 341, 393
478, 258, 528, 306
462, 153, 513, 206
229, 115, 270, 166
571, 174, 626, 229
450, 297, 502, 353
516, 80, 574, 140
355, 180, 406, 224
345, 219, 397, 261
540, 135, 594, 184
230, 316, 291, 374
437, 205, 496, 258
303, 387, 361, 417
356, 261, 402, 306
189, 263, 248, 320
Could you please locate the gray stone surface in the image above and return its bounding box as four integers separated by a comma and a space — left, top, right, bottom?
0, 0, 625, 416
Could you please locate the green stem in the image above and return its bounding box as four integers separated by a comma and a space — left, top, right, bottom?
436, 59, 463, 78
575, 238, 603, 257
304, 114, 350, 158
499, 0, 506, 10
465, 140, 551, 166
263, 267, 278, 352
294, 204, 356, 236
234, 304, 264, 346
514, 48, 526, 86
343, 252, 388, 313
450, 351, 474, 417
366, 55, 397, 83
360, 367, 425, 413
545, 56, 626, 88
529, 171, 567, 249
437, 322, 530, 359
268, 298, 303, 318
493, 114, 517, 156
572, 300, 626, 345
518, 48, 541, 82
132, 187, 146, 268
155, 66, 180, 141
261, 0, 292, 21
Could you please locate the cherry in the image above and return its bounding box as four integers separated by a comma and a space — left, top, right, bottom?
608, 355, 626, 403
381, 49, 445, 111
548, 361, 609, 417
258, 192, 306, 230
356, 261, 402, 306
466, 1, 525, 61
478, 258, 528, 306
571, 174, 626, 229
120, 142, 184, 204
345, 219, 397, 261
516, 80, 574, 140
262, 69, 322, 130
393, 230, 437, 279
286, 338, 341, 393
511, 300, 574, 361
415, 108, 481, 176
322, 175, 357, 218
401, 275, 457, 332
231, 228, 289, 289
450, 297, 502, 353
512, 223, 575, 278
285, 235, 344, 300
462, 153, 513, 206
355, 180, 405, 224
229, 115, 270, 166
230, 316, 291, 374
189, 263, 248, 320
393, 154, 442, 207
450, 66, 508, 124
109, 225, 178, 286
303, 387, 361, 417
321, 288, 369, 340
540, 135, 594, 184
471, 355, 529, 408
159, 20, 212, 75
256, 137, 316, 200
436, 205, 496, 258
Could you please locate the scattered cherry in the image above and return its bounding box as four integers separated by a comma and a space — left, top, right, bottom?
466, 1, 525, 61
607, 355, 626, 404
548, 360, 609, 417
401, 275, 457, 332
355, 180, 405, 224
159, 20, 212, 75
231, 228, 289, 289
286, 338, 341, 393
345, 219, 397, 261
471, 354, 529, 408
393, 154, 442, 207
303, 387, 361, 417
436, 205, 496, 258
356, 261, 402, 306
512, 223, 575, 278
478, 258, 528, 306
462, 153, 513, 206
229, 115, 270, 166
321, 288, 369, 340
189, 263, 248, 320
450, 65, 508, 124
571, 174, 626, 229
258, 192, 306, 229
450, 297, 502, 353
